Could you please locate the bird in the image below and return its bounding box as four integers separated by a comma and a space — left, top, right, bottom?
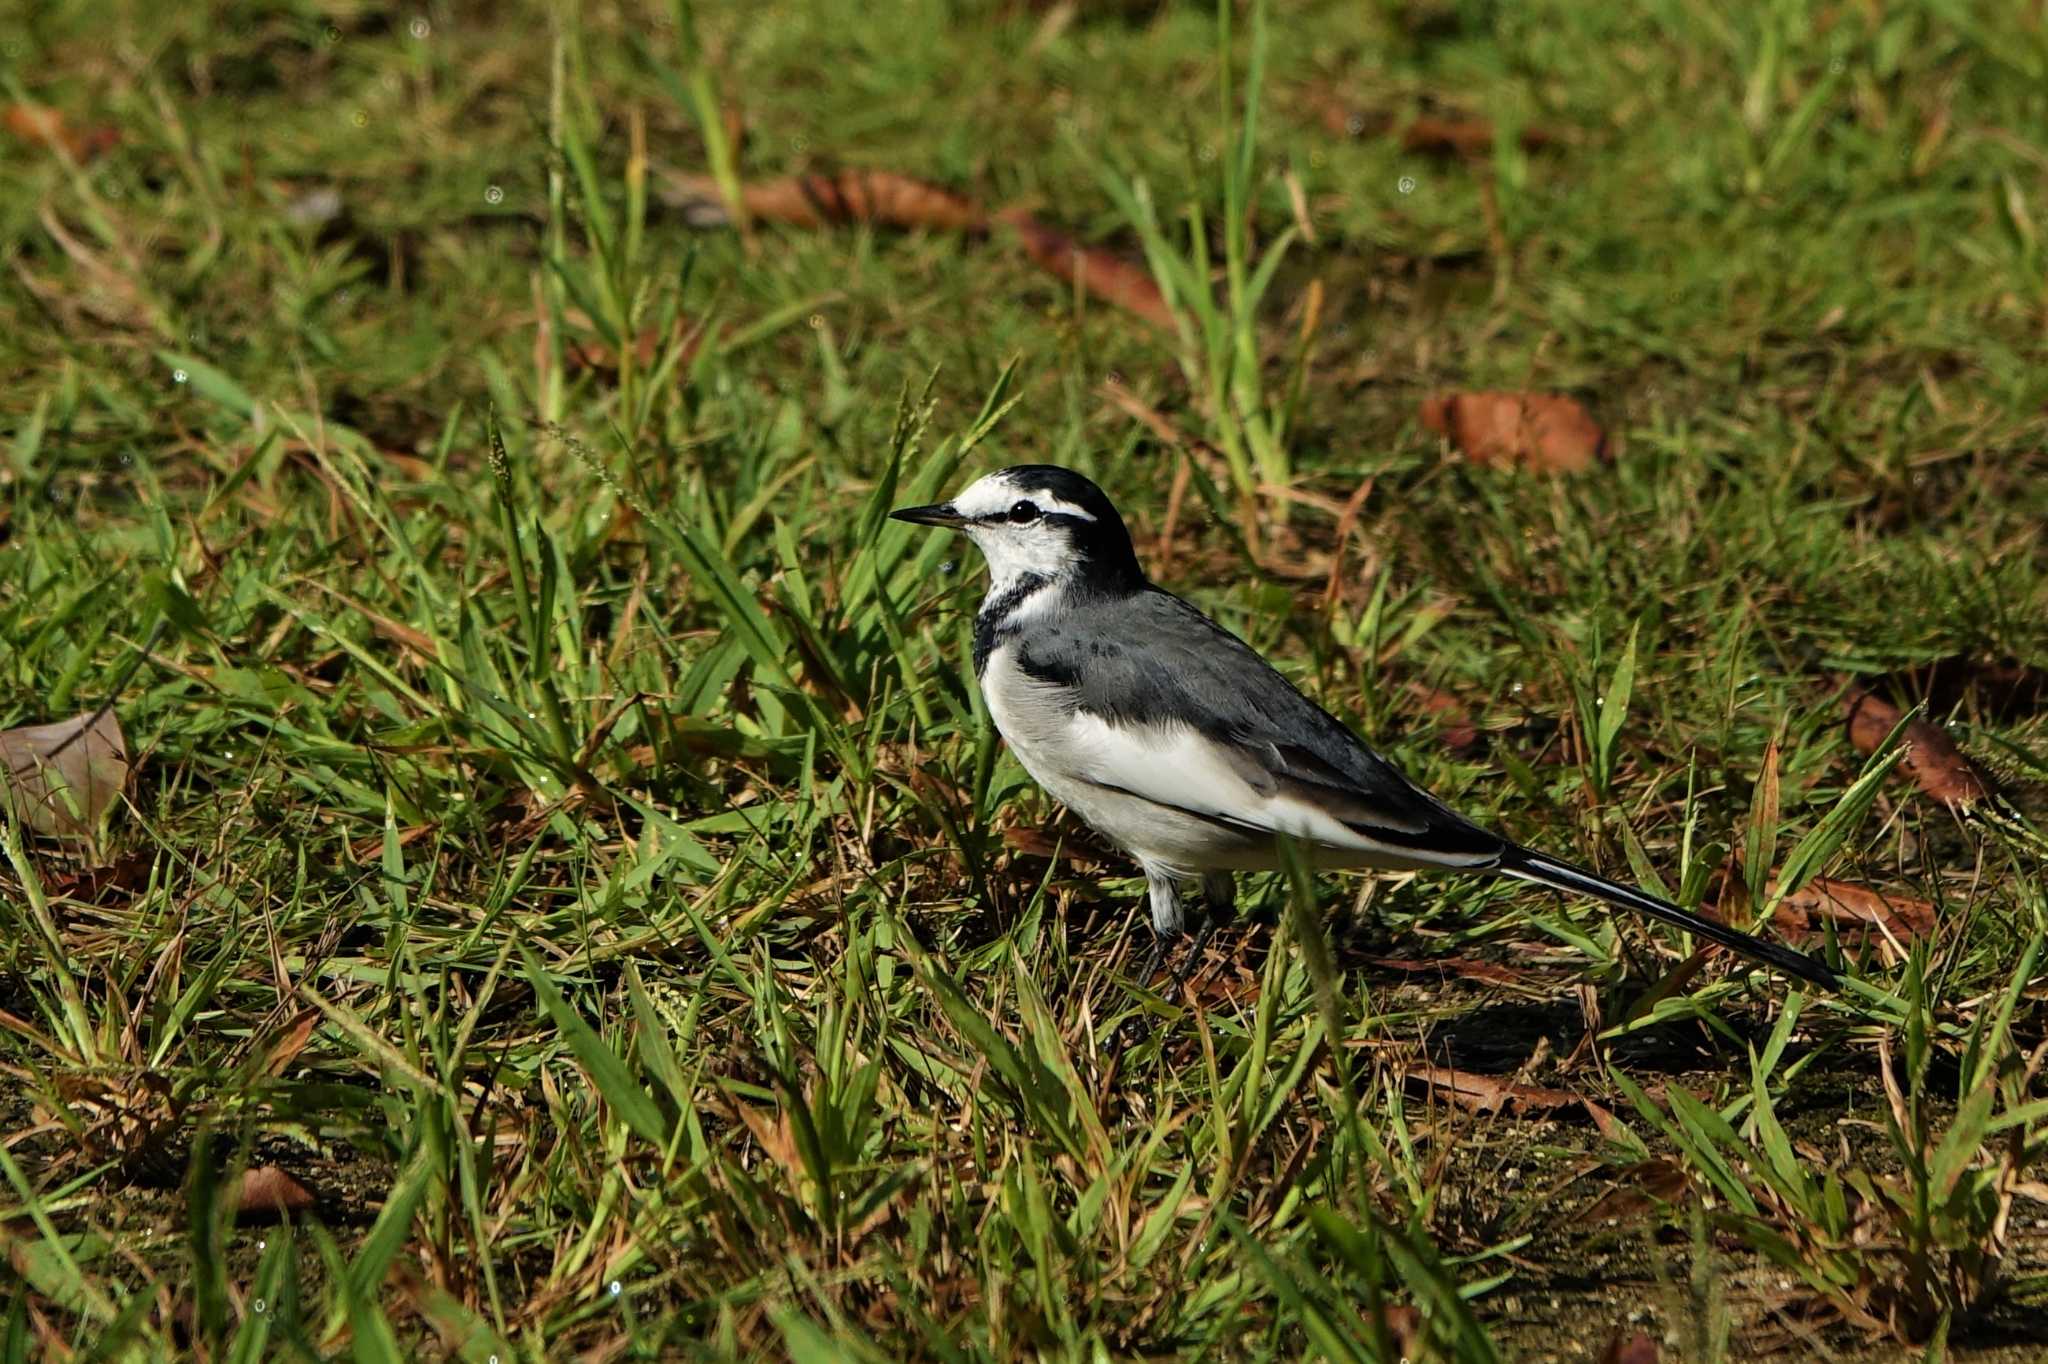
890, 464, 1839, 991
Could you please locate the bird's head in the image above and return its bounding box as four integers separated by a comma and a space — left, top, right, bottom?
890, 464, 1145, 594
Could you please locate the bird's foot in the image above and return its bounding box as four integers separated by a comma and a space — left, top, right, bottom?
1133, 930, 1171, 989
1112, 931, 1176, 1055
1169, 917, 1219, 998
1126, 921, 1220, 1003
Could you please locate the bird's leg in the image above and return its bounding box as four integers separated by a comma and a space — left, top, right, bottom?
1171, 872, 1236, 992
1134, 868, 1184, 985
1201, 871, 1237, 923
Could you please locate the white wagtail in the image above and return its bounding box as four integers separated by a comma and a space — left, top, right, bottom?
892, 464, 1838, 990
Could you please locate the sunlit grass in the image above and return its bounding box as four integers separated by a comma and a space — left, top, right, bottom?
1, 1, 2046, 1358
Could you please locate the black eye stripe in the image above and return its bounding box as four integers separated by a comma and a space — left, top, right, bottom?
979, 499, 1055, 525
971, 498, 1103, 528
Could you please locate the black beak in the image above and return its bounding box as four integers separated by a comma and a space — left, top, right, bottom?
889, 502, 969, 529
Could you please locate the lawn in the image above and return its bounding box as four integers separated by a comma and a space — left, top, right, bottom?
3, 0, 2047, 1359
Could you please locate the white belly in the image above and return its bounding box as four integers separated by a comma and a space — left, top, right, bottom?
983, 646, 1330, 875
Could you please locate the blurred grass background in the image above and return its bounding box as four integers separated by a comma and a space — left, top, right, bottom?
2, 0, 2047, 1358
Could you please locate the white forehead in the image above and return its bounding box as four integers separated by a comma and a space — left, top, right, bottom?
950, 471, 1097, 522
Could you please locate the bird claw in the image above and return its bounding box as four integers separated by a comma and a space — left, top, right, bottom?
1171, 919, 1219, 996
1129, 919, 1219, 1002
1133, 931, 1170, 988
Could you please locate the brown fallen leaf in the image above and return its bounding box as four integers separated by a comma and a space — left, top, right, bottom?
734, 1101, 806, 1187
1368, 1305, 1422, 1357
1420, 392, 1605, 473
660, 168, 1175, 327
1125, 920, 1271, 1005
1170, 956, 1264, 1008
995, 207, 1176, 329
1402, 1065, 1615, 1131
1597, 1330, 1660, 1364
1000, 824, 1108, 869
565, 316, 707, 375
1099, 379, 1221, 460
0, 710, 129, 837
1309, 94, 1553, 155
1408, 684, 1486, 758
1584, 1157, 1691, 1222
1360, 955, 1530, 987
47, 1070, 179, 1171
1843, 689, 1991, 809
262, 1011, 322, 1078
719, 104, 748, 165
1772, 877, 1935, 959
1409, 684, 1463, 718
347, 822, 436, 864
662, 169, 986, 232
1315, 100, 1395, 141
235, 1166, 315, 1219
3, 103, 120, 160
1405, 1065, 1550, 1112
41, 850, 155, 903
1402, 114, 1555, 157
567, 330, 646, 373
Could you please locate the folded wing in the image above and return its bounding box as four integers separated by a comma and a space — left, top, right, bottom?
1018, 588, 1503, 867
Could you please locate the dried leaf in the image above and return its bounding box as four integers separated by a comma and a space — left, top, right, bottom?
36, 204, 155, 332
0, 710, 129, 837
1099, 379, 1226, 465
1370, 1305, 1423, 1357
262, 1011, 321, 1078
1133, 922, 1268, 1005
1843, 689, 1991, 809
1439, 721, 1483, 756
1000, 825, 1107, 869
1772, 877, 1936, 958
661, 166, 1175, 327
1402, 1065, 1610, 1126
1173, 958, 1264, 1007
234, 1166, 315, 1219
1597, 1330, 1660, 1364
1309, 93, 1554, 155
1402, 114, 1554, 156
1408, 684, 1485, 757
906, 765, 970, 810
734, 1101, 806, 1186
1409, 684, 1464, 718
719, 103, 749, 163
663, 169, 985, 232
1585, 1158, 1691, 1221
1361, 955, 1530, 987
54, 1071, 180, 1171
3, 103, 120, 160
1315, 98, 1394, 141
564, 316, 706, 375
346, 822, 435, 865
1420, 392, 1605, 473
41, 851, 154, 903
995, 207, 1176, 328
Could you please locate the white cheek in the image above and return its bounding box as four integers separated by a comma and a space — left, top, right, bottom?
970, 527, 1069, 588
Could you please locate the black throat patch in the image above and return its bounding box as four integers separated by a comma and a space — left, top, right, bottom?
972, 573, 1052, 675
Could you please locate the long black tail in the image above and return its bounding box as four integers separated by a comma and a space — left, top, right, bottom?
1496, 845, 1840, 990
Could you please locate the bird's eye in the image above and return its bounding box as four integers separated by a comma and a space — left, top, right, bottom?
1008, 500, 1040, 524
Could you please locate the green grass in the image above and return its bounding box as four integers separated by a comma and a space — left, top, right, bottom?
3, 0, 2048, 1358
